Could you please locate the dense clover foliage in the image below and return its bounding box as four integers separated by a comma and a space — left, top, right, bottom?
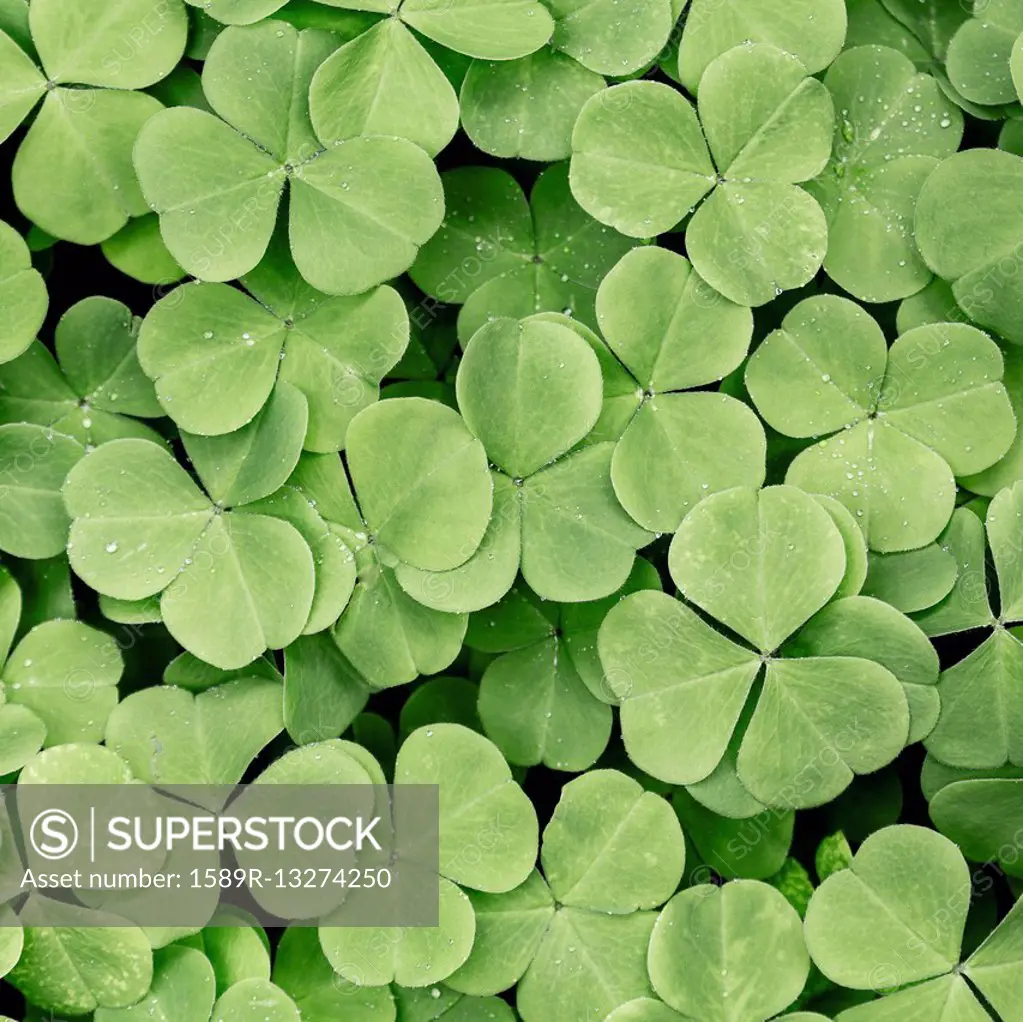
0, 0, 1021, 1019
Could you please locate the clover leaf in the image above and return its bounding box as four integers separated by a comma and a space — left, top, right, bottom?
745, 295, 1015, 551
912, 484, 1023, 771
945, 0, 1023, 107
648, 880, 810, 1021
451, 769, 682, 1022
0, 297, 164, 448
599, 485, 910, 808
585, 246, 765, 533
212, 978, 300, 1022
677, 0, 848, 93
916, 147, 1023, 345
410, 164, 637, 343
466, 563, 660, 771
805, 824, 1023, 1022
443, 315, 652, 603
284, 398, 492, 688
860, 544, 958, 614
92, 945, 216, 1022
134, 20, 444, 293
807, 45, 963, 303
63, 438, 317, 668
0, 220, 46, 364
570, 42, 834, 306
0, 0, 185, 243
459, 49, 605, 162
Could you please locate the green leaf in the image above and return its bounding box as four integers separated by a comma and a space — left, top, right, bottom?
544, 0, 673, 75
541, 769, 684, 913
460, 49, 605, 162
395, 723, 538, 892
0, 423, 84, 558
31, 0, 187, 88
861, 544, 958, 613
678, 0, 848, 93
104, 677, 284, 783
182, 382, 308, 506
309, 18, 458, 158
598, 590, 761, 784
400, 0, 554, 60
446, 870, 554, 997
669, 485, 847, 653
211, 979, 299, 1022
648, 882, 809, 1021
93, 945, 216, 1022
320, 878, 475, 987
101, 214, 186, 286
347, 397, 492, 572
804, 824, 969, 989
946, 0, 1023, 106
570, 81, 716, 238
3, 619, 122, 745
916, 148, 1023, 344
0, 703, 45, 774
930, 778, 1023, 879
808, 46, 963, 303
0, 219, 46, 363
8, 925, 153, 1017
283, 632, 367, 744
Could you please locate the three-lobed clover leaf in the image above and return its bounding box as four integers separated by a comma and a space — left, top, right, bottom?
805, 824, 1023, 1022
599, 485, 911, 809
63, 437, 317, 669
286, 398, 494, 689
450, 768, 684, 1022
134, 20, 444, 294
570, 42, 835, 306
590, 245, 765, 534
410, 163, 637, 344
0, 0, 186, 243
426, 314, 652, 605
466, 562, 661, 771
137, 231, 409, 445
807, 45, 963, 303
745, 295, 1016, 551
0, 297, 164, 448
916, 147, 1023, 345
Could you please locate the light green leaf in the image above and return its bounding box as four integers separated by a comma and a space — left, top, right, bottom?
946, 0, 1023, 106
94, 945, 216, 1022
101, 214, 186, 286
545, 0, 673, 75
401, 0, 554, 60
282, 632, 368, 744
861, 544, 958, 613
930, 778, 1023, 880
0, 219, 46, 363
211, 978, 299, 1022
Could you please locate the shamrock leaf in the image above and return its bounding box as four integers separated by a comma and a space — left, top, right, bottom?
807, 45, 963, 303
0, 0, 186, 243
916, 147, 1023, 344
134, 21, 444, 293
211, 978, 300, 1022
453, 770, 681, 1021
677, 0, 848, 93
648, 880, 810, 1022
100, 215, 185, 287
92, 945, 216, 1022
104, 676, 284, 784
542, 0, 675, 76
805, 824, 1023, 1022
589, 246, 765, 533
745, 295, 1015, 551
460, 49, 605, 162
286, 402, 493, 688
466, 563, 660, 771
570, 42, 834, 305
410, 164, 637, 343
860, 544, 958, 614
64, 438, 317, 668
946, 0, 1023, 107
0, 297, 164, 447
0, 220, 46, 364
912, 484, 1023, 770
599, 485, 910, 807
441, 315, 652, 603
138, 234, 409, 444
